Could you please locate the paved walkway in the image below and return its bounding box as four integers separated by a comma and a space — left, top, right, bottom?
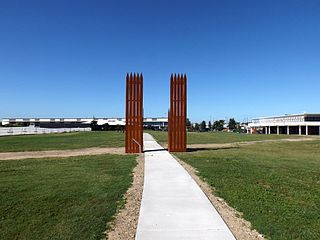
135, 133, 235, 240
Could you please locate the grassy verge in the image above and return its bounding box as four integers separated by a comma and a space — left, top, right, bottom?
175, 140, 320, 239
0, 154, 136, 240
146, 130, 306, 145
0, 131, 124, 152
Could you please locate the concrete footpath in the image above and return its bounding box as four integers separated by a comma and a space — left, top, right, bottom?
135, 133, 235, 240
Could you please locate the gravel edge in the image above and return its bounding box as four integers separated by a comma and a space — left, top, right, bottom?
173, 154, 266, 240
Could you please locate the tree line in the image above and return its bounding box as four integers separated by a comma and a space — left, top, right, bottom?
187, 118, 242, 132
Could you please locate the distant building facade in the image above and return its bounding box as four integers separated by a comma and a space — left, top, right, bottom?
1, 117, 168, 129
248, 113, 320, 135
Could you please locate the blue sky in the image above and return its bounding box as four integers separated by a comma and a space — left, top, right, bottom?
0, 0, 319, 122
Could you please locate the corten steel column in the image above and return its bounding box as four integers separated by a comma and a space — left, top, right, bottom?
125, 73, 143, 153
168, 74, 187, 152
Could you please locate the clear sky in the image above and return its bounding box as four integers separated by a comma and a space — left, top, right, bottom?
1, 0, 319, 122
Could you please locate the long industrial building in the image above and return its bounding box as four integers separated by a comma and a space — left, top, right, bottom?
248, 113, 320, 135
1, 117, 168, 129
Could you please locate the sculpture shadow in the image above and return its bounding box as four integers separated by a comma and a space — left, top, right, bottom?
143, 146, 238, 153
143, 148, 168, 153
186, 146, 238, 152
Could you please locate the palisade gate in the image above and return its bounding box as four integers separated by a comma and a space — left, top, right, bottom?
168, 74, 187, 152
125, 73, 143, 153
125, 73, 187, 153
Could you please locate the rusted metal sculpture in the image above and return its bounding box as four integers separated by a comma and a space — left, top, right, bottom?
125, 73, 143, 153
168, 74, 187, 152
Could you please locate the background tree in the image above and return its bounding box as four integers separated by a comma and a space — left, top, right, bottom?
200, 121, 206, 131
186, 118, 191, 131
213, 120, 225, 131
208, 121, 212, 131
228, 118, 237, 130
194, 123, 200, 132
90, 120, 98, 131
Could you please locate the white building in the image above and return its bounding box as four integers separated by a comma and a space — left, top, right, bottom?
248, 113, 320, 135
1, 117, 168, 129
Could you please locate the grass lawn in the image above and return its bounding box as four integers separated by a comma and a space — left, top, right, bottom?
176, 140, 320, 239
0, 131, 125, 152
0, 154, 136, 240
146, 130, 305, 145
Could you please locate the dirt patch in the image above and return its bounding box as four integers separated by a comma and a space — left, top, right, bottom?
187, 143, 236, 151
186, 137, 316, 151
173, 155, 265, 240
106, 154, 144, 240
0, 147, 125, 160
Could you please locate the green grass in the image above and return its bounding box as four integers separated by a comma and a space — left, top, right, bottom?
176, 140, 320, 239
0, 154, 136, 240
0, 131, 125, 152
146, 130, 305, 145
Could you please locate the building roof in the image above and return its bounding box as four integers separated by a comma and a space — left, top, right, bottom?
252, 113, 320, 120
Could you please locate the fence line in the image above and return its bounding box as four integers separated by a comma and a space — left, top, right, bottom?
0, 126, 91, 137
